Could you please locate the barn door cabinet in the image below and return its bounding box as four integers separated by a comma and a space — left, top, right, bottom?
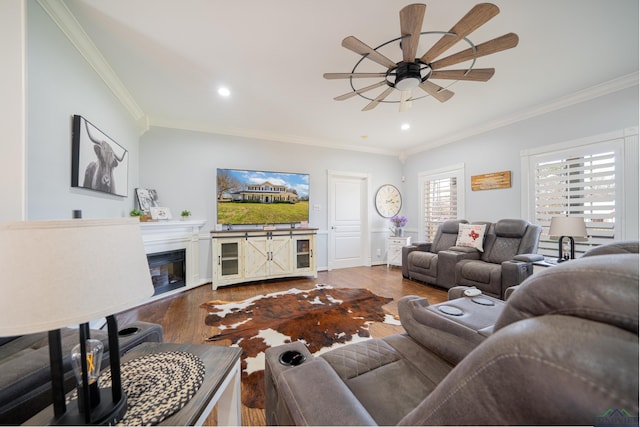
211, 229, 317, 289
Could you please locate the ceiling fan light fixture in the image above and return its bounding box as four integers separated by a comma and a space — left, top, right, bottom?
395, 76, 421, 90
394, 62, 422, 91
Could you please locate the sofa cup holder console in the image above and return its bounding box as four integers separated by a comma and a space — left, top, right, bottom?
118, 327, 141, 337
279, 350, 306, 366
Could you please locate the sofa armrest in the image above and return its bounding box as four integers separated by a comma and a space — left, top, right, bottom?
513, 253, 544, 262
501, 260, 534, 298
412, 241, 432, 251
398, 295, 499, 364
276, 358, 377, 426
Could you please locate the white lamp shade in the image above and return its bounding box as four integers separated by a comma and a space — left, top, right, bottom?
0, 218, 153, 336
548, 216, 588, 238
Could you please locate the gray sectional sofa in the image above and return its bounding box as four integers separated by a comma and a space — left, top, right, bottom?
265, 242, 639, 425
0, 321, 163, 424
402, 218, 542, 299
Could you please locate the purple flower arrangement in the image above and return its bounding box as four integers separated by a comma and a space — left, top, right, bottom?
390, 215, 408, 228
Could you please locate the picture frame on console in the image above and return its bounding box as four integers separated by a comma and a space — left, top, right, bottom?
71, 115, 128, 197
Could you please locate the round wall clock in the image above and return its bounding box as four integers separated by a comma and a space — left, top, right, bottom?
375, 184, 402, 218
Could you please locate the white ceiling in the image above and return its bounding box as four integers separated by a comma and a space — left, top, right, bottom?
61, 0, 639, 157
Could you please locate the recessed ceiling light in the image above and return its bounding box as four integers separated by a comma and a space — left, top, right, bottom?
218, 87, 231, 97
401, 123, 410, 131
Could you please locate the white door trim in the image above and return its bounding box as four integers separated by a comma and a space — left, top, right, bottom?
327, 170, 371, 270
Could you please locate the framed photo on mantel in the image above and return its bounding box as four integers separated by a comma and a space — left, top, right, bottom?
135, 188, 160, 213
150, 207, 172, 220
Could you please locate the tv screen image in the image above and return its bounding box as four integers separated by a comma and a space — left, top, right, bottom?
216, 168, 309, 225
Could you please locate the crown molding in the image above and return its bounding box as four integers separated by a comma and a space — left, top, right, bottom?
149, 118, 400, 157
37, 0, 145, 125
402, 72, 640, 157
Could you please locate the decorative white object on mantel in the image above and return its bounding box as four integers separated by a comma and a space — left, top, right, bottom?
139, 220, 207, 298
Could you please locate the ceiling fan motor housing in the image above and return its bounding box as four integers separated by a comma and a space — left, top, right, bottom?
394, 62, 422, 90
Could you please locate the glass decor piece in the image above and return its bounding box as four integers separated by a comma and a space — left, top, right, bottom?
71, 339, 104, 411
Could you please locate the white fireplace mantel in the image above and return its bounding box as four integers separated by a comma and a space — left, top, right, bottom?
139, 220, 207, 298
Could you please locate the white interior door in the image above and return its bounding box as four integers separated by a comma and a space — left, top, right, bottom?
328, 171, 370, 270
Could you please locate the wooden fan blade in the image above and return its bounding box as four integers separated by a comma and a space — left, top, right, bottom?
399, 90, 413, 112
430, 68, 495, 81
334, 81, 388, 101
431, 33, 519, 70
421, 3, 499, 64
362, 87, 395, 111
324, 72, 387, 79
419, 80, 454, 103
400, 3, 426, 62
342, 36, 397, 69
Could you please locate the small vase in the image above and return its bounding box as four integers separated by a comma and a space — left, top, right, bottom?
395, 228, 404, 237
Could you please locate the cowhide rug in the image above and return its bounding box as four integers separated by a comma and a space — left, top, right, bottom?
200, 284, 399, 408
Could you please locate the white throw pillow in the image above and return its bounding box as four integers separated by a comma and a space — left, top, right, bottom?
456, 224, 486, 252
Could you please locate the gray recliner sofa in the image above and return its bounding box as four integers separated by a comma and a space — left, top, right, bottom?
402, 219, 541, 297
265, 245, 639, 425
401, 219, 469, 288
454, 218, 542, 298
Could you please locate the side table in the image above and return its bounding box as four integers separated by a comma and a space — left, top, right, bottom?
25, 342, 242, 426
533, 256, 560, 273
387, 236, 411, 268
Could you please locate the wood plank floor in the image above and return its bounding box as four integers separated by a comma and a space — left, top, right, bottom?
116, 265, 447, 426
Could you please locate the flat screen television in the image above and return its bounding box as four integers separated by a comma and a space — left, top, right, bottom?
216, 168, 310, 226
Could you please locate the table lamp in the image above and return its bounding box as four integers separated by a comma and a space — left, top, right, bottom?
0, 218, 153, 424
548, 216, 588, 262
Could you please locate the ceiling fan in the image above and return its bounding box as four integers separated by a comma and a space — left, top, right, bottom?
323, 3, 519, 112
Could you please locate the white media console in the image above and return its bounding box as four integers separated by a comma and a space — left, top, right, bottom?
210, 228, 317, 289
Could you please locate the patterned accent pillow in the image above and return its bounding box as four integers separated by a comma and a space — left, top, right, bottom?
456, 224, 487, 252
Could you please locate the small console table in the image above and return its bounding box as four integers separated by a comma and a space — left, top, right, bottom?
387, 236, 411, 268
26, 343, 242, 426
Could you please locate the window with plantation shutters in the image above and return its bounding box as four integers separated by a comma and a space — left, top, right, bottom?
534, 150, 616, 255
522, 128, 638, 258
419, 164, 465, 242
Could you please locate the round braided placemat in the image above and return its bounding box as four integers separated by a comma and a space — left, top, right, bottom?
68, 351, 205, 426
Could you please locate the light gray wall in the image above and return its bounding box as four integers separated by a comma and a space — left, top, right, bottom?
0, 0, 26, 221
401, 86, 639, 239
139, 128, 404, 278
26, 1, 140, 220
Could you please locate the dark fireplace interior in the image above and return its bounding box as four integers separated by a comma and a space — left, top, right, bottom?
147, 249, 186, 296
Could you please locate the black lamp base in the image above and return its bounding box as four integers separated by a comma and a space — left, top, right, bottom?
48, 315, 127, 425
53, 388, 127, 425
557, 235, 576, 262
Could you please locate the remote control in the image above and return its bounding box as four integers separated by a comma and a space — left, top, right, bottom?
463, 288, 482, 297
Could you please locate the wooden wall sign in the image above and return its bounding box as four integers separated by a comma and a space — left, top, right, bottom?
471, 170, 511, 191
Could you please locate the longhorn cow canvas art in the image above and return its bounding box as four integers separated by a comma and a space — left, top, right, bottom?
71, 115, 128, 197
